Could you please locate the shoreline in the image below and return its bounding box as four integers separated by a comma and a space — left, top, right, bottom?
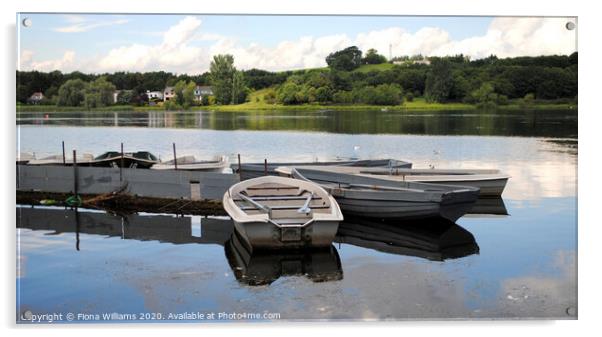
16, 102, 577, 113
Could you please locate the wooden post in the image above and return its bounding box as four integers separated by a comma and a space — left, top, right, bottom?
120, 142, 124, 181
62, 141, 66, 165
237, 154, 242, 174
75, 208, 80, 251
264, 159, 268, 176
72, 150, 78, 196
173, 143, 178, 170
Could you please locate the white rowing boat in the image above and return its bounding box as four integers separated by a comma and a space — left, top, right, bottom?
151, 155, 228, 171
223, 176, 343, 250
277, 165, 509, 197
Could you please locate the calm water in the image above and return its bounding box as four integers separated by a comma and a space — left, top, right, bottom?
16, 109, 577, 321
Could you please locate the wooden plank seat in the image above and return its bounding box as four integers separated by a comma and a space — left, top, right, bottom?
238, 205, 331, 211
232, 195, 323, 201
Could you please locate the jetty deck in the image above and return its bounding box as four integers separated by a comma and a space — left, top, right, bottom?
16, 164, 239, 214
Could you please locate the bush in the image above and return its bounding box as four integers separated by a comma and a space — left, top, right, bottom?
263, 89, 277, 104
277, 82, 301, 104
164, 100, 178, 111
332, 90, 354, 104
405, 92, 414, 102
315, 86, 333, 103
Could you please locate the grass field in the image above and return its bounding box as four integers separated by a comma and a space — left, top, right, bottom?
353, 63, 396, 73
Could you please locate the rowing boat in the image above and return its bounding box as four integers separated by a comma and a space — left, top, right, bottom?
289, 167, 479, 222
150, 155, 228, 171
232, 158, 412, 180
277, 165, 509, 197
223, 175, 344, 250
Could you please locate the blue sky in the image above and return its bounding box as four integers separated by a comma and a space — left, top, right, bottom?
18, 14, 576, 74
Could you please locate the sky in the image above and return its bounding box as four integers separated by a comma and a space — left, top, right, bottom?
17, 14, 577, 74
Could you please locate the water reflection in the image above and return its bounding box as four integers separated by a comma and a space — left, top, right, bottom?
335, 216, 479, 261
16, 207, 233, 247
17, 109, 577, 138
17, 206, 482, 283
467, 197, 508, 216
225, 232, 343, 286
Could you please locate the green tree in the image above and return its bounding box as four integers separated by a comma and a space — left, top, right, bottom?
117, 90, 134, 104
277, 82, 302, 105
470, 82, 507, 108
174, 80, 196, 108
57, 79, 88, 106
315, 86, 333, 103
424, 59, 453, 102
325, 46, 363, 71
231, 71, 249, 104
363, 48, 387, 64
84, 77, 116, 109
209, 54, 236, 104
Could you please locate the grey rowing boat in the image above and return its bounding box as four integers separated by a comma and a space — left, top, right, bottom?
289, 167, 480, 222
277, 165, 509, 197
232, 158, 412, 180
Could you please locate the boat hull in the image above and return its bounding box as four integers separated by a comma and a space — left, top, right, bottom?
291, 167, 480, 222
368, 176, 508, 197
232, 219, 340, 251
90, 157, 157, 169
235, 159, 412, 180
331, 191, 479, 222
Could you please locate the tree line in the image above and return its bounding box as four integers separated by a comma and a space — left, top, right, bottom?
17, 47, 577, 108
264, 47, 577, 106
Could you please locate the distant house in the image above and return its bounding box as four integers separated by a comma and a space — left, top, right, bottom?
392, 59, 431, 66
146, 90, 164, 100
113, 90, 121, 104
163, 86, 176, 101
413, 59, 431, 65
193, 86, 213, 101
27, 92, 44, 104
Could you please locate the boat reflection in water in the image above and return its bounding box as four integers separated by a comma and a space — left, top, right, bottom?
17, 204, 484, 286
225, 231, 343, 286
335, 216, 480, 261
466, 197, 508, 217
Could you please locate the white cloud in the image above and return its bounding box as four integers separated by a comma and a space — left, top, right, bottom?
23, 16, 577, 74
20, 50, 77, 72
54, 15, 129, 33
95, 16, 208, 74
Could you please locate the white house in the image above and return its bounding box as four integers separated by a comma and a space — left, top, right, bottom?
27, 92, 44, 104
146, 90, 164, 100
193, 86, 213, 101
163, 86, 175, 101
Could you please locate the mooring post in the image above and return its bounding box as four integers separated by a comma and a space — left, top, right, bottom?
173, 143, 178, 170
120, 142, 124, 181
237, 154, 242, 174
75, 208, 80, 251
72, 149, 78, 196
264, 158, 268, 176
62, 141, 66, 165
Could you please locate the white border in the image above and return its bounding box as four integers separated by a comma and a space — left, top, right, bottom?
3, 0, 599, 336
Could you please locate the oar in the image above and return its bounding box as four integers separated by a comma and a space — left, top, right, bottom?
297, 192, 314, 214
237, 193, 272, 216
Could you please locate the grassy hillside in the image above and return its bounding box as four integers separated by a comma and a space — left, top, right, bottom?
353, 63, 396, 73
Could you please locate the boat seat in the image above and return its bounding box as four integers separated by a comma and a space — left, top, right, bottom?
239, 205, 330, 211
233, 195, 323, 201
